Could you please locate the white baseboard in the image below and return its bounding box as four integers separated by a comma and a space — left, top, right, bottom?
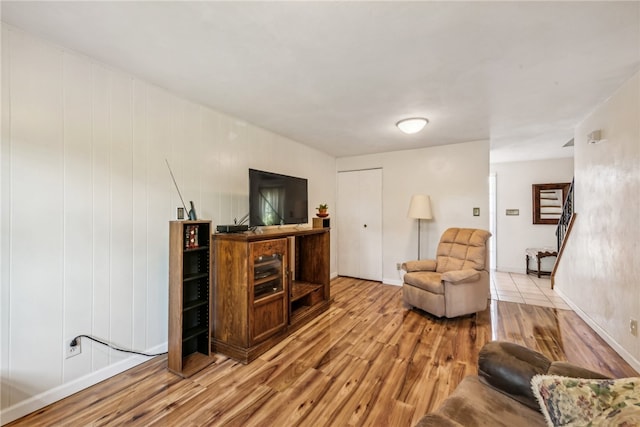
0, 343, 167, 426
382, 278, 402, 286
554, 288, 640, 373
331, 273, 401, 286
495, 266, 526, 274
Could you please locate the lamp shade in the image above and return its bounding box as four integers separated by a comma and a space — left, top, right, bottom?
408, 195, 433, 219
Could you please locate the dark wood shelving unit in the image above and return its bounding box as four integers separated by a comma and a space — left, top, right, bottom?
168, 220, 215, 377
212, 227, 330, 363
290, 282, 321, 301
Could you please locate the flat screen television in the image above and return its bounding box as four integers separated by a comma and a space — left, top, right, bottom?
249, 169, 308, 227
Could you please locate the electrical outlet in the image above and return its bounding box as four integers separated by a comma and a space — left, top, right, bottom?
396, 263, 401, 270
630, 319, 638, 336
65, 338, 81, 359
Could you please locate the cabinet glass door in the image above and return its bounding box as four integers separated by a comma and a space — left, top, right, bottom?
253, 254, 283, 300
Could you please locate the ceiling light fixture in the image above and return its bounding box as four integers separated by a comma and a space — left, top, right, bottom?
396, 117, 428, 134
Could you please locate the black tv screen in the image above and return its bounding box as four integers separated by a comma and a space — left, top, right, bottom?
249, 169, 308, 227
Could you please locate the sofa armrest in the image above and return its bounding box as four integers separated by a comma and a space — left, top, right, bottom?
548, 361, 611, 379
441, 269, 481, 284
478, 341, 552, 410
477, 341, 609, 411
402, 259, 436, 272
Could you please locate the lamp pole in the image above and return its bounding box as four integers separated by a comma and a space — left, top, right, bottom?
408, 194, 433, 260
417, 218, 422, 260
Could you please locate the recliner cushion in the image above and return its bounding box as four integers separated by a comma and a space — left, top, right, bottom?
403, 271, 443, 294
436, 228, 491, 273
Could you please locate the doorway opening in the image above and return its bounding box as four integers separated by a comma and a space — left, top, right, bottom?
489, 173, 496, 270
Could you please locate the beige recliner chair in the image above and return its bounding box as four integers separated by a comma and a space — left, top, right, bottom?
402, 227, 491, 318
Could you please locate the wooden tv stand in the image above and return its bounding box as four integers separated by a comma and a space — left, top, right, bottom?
211, 227, 330, 363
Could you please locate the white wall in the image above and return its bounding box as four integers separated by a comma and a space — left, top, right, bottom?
336, 140, 490, 285
490, 158, 574, 273
0, 26, 336, 423
555, 70, 640, 371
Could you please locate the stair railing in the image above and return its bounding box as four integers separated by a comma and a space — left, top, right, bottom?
551, 178, 575, 288
556, 178, 574, 251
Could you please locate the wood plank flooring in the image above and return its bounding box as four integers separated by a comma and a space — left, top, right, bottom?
9, 277, 637, 426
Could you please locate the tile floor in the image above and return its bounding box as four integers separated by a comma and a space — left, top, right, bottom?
490, 271, 572, 310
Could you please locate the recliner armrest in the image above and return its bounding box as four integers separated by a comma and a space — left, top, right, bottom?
402, 259, 437, 272
441, 269, 480, 283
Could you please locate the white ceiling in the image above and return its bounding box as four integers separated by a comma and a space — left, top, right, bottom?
2, 1, 639, 162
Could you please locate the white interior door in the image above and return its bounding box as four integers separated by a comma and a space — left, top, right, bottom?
337, 168, 382, 281
337, 171, 360, 278
358, 169, 382, 281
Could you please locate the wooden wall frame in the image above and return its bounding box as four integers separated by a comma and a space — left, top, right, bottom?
532, 183, 571, 224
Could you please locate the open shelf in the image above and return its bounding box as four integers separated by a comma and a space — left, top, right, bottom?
184, 245, 209, 253
290, 281, 324, 321
290, 304, 314, 324
183, 299, 208, 312
182, 325, 208, 342
291, 281, 322, 302
169, 220, 214, 377
183, 272, 209, 283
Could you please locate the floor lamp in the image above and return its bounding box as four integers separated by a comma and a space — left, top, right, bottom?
408, 195, 433, 259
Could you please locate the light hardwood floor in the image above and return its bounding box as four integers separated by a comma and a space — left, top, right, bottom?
9, 277, 637, 426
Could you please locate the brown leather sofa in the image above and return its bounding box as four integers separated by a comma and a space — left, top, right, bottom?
415, 341, 610, 426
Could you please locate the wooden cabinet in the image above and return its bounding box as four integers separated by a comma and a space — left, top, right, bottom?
168, 220, 214, 377
212, 228, 330, 363
249, 239, 288, 343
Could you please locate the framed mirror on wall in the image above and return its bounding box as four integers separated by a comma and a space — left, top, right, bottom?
532, 183, 571, 224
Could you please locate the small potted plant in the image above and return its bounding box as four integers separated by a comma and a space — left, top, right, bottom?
316, 203, 329, 217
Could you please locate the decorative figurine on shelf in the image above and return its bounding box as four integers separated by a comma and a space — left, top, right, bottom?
316, 203, 329, 218
184, 225, 199, 249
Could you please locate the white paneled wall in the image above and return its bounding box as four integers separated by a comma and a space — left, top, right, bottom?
0, 25, 336, 422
